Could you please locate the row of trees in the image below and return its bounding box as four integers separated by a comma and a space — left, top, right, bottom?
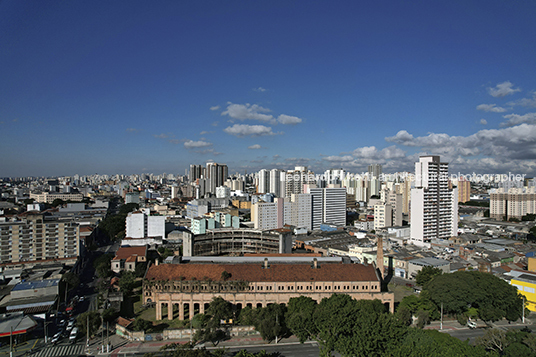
181, 294, 504, 357
400, 270, 525, 327
98, 202, 139, 241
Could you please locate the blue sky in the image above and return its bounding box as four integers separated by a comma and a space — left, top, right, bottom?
1, 0, 536, 178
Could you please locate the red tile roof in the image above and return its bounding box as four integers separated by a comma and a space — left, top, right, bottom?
146, 262, 379, 283
117, 317, 134, 328
113, 246, 147, 261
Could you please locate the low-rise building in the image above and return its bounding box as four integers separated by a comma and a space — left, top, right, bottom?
111, 246, 148, 273
143, 257, 394, 320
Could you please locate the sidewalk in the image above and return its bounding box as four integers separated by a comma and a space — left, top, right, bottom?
103, 334, 301, 356
424, 316, 533, 332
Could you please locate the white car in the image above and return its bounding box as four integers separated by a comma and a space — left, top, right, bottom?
79, 296, 85, 302
467, 320, 477, 329
51, 332, 62, 344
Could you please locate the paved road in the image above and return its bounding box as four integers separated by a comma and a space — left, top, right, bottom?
224, 341, 321, 357
32, 342, 86, 357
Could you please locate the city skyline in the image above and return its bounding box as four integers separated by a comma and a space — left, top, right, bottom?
2, 1, 536, 177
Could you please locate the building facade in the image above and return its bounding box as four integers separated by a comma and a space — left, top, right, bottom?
142, 259, 394, 320
410, 156, 458, 247
0, 214, 79, 264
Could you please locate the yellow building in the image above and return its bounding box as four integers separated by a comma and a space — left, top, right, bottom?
511, 271, 536, 312
528, 257, 536, 273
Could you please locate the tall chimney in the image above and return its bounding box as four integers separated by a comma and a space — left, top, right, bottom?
264, 258, 269, 269
376, 236, 384, 278
313, 258, 318, 269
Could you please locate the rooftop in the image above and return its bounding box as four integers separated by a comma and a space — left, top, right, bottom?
113, 246, 147, 261
146, 262, 379, 283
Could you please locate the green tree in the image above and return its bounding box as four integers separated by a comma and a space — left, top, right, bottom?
132, 317, 153, 332
62, 271, 80, 291
475, 328, 507, 353
51, 198, 65, 207
238, 306, 255, 325
286, 296, 318, 343
416, 310, 430, 329
253, 304, 288, 343
119, 271, 136, 297
415, 266, 443, 286
93, 254, 113, 279
102, 308, 119, 323
194, 297, 234, 345
77, 311, 101, 338
425, 271, 522, 322
395, 305, 412, 326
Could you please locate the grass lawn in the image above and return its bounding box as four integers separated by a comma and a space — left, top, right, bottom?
388, 283, 416, 302
132, 294, 189, 331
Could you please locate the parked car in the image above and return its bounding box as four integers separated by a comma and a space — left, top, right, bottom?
79, 296, 85, 302
467, 320, 477, 329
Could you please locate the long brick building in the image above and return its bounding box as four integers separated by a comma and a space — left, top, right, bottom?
142, 257, 394, 320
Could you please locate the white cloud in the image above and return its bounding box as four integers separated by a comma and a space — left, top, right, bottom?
221, 103, 274, 123
352, 145, 406, 160
153, 133, 170, 139
480, 119, 488, 125
277, 114, 303, 125
126, 128, 138, 133
487, 81, 521, 97
210, 105, 220, 111
323, 155, 354, 162
507, 91, 536, 108
200, 131, 214, 135
223, 124, 279, 137
248, 144, 262, 149
386, 124, 536, 163
476, 104, 507, 113
184, 140, 212, 149
500, 113, 536, 127
253, 87, 267, 92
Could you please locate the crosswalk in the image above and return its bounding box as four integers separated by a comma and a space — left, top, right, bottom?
33, 343, 85, 357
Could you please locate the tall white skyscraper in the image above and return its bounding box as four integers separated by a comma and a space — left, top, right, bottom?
257, 169, 269, 194
410, 156, 458, 247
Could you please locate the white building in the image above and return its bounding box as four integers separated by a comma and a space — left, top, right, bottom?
257, 169, 269, 194
251, 198, 284, 230
490, 187, 536, 220
126, 210, 165, 239
283, 193, 313, 231
374, 203, 392, 230
410, 156, 458, 247
308, 187, 347, 230
215, 186, 231, 199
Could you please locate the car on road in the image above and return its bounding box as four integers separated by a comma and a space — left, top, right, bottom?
79, 296, 85, 302
51, 331, 62, 344
467, 320, 477, 329
67, 320, 75, 330
69, 327, 78, 343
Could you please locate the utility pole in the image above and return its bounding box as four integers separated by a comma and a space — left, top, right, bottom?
101, 315, 105, 353
440, 302, 443, 330
87, 314, 90, 349
522, 296, 525, 324
107, 321, 110, 353
10, 326, 13, 357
